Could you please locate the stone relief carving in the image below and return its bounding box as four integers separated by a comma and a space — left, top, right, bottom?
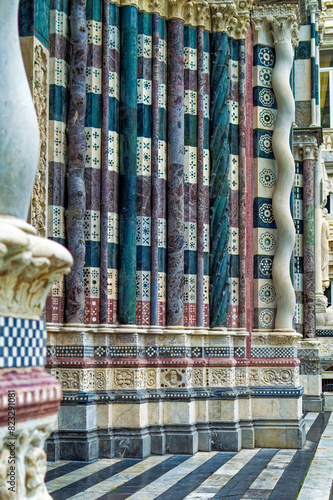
0, 220, 72, 319
192, 368, 204, 387
299, 361, 320, 375
249, 368, 260, 385
260, 368, 294, 386
114, 369, 135, 389
254, 334, 296, 346
95, 369, 107, 390
319, 339, 333, 356
161, 368, 185, 388
0, 421, 54, 500
51, 369, 80, 390
210, 368, 232, 387
146, 369, 156, 388
235, 368, 246, 386
32, 43, 48, 238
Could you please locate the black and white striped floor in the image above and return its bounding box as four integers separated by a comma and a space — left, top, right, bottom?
46, 412, 333, 500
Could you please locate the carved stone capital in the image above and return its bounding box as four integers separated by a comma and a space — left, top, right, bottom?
210, 0, 252, 38
0, 218, 72, 320
184, 0, 211, 29
293, 127, 322, 161
168, 0, 188, 19
140, 0, 169, 17
252, 4, 300, 48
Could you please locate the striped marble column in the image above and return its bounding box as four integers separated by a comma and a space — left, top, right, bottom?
157, 17, 167, 326
196, 25, 207, 328
100, 0, 110, 324
310, 3, 317, 126
250, 17, 277, 330
167, 18, 184, 327
184, 25, 198, 327
136, 12, 152, 325
228, 38, 239, 329
107, 2, 120, 324
119, 4, 138, 325
46, 0, 70, 323
84, 0, 102, 324
294, 135, 317, 338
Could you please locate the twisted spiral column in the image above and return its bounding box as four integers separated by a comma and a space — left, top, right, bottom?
209, 32, 230, 327
271, 13, 299, 330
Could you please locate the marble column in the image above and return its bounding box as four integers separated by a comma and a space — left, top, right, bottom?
151, 12, 160, 326
100, 0, 110, 324
197, 25, 205, 327
167, 18, 185, 327
270, 8, 299, 330
238, 37, 247, 330
209, 29, 230, 328
294, 135, 318, 338
119, 5, 138, 325
0, 1, 72, 498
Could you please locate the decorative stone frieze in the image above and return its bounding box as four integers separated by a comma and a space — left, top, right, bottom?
210, 0, 252, 38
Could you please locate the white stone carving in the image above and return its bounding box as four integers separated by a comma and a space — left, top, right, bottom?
252, 5, 300, 330
0, 219, 72, 319
0, 416, 56, 500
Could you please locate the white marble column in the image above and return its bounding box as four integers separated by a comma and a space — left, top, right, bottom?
270, 9, 299, 330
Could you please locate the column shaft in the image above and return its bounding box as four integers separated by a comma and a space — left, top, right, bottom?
167, 18, 184, 327
238, 38, 247, 329
151, 12, 160, 325
197, 26, 204, 327
100, 0, 110, 324
210, 32, 230, 327
303, 158, 316, 338
119, 5, 138, 324
66, 0, 87, 323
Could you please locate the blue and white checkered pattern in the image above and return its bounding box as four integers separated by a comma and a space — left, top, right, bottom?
0, 316, 46, 368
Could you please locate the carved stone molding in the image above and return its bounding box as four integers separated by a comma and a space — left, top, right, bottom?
252, 4, 300, 48
184, 0, 211, 30
210, 0, 252, 38
0, 219, 72, 319
31, 43, 48, 238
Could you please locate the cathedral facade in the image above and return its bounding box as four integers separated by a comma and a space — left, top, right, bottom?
14, 0, 332, 463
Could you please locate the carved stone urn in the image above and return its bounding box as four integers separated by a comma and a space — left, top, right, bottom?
0, 0, 39, 221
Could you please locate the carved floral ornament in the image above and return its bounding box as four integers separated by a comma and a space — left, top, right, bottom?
251, 4, 300, 48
